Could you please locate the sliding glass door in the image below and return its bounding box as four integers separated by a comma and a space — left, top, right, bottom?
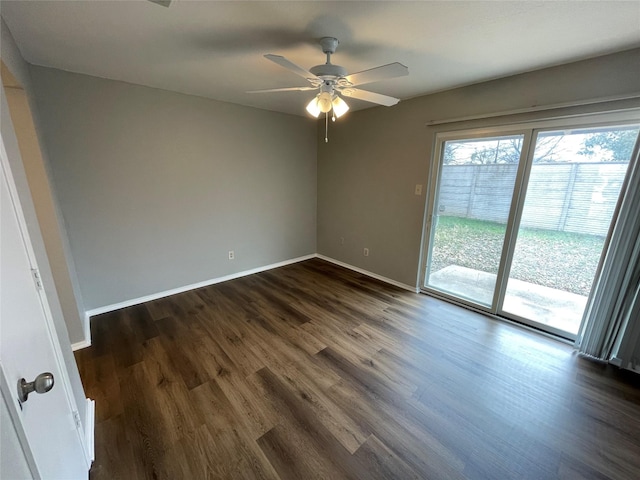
422, 115, 640, 339
501, 126, 640, 336
425, 134, 526, 306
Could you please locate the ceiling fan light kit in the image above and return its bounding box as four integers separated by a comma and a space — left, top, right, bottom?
331, 96, 349, 118
249, 37, 408, 142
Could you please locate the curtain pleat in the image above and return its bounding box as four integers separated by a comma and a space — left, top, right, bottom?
576, 140, 640, 361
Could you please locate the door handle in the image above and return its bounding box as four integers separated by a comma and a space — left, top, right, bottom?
17, 372, 54, 403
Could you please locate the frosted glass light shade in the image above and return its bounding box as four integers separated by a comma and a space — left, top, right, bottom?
317, 92, 333, 113
305, 98, 321, 117
332, 96, 349, 118
307, 92, 350, 119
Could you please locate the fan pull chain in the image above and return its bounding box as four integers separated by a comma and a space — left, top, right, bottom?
325, 111, 329, 143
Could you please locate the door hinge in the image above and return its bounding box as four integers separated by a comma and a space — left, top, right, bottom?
73, 410, 82, 429
31, 269, 43, 291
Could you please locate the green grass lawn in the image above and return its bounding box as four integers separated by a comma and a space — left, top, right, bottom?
430, 216, 605, 296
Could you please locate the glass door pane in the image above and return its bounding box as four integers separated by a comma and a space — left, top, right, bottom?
502, 125, 640, 336
425, 134, 525, 306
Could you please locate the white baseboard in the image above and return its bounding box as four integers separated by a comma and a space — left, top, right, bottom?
85, 254, 317, 318
84, 398, 95, 464
71, 339, 91, 351
316, 254, 419, 293
609, 356, 640, 374
610, 356, 623, 367
82, 253, 417, 323
71, 312, 92, 351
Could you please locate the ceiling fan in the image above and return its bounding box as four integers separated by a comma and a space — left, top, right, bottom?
249, 37, 409, 141
147, 0, 172, 7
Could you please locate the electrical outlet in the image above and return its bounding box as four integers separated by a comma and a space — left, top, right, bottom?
228, 250, 234, 260
340, 237, 345, 245
415, 184, 423, 195
363, 247, 369, 257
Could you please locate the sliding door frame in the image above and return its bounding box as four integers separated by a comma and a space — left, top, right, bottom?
422, 126, 531, 296
419, 105, 640, 340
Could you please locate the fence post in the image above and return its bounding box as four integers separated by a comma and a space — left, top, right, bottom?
559, 163, 579, 231
467, 165, 479, 219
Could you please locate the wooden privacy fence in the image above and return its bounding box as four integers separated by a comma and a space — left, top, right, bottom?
437, 162, 628, 236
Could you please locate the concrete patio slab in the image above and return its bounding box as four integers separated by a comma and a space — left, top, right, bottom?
428, 265, 587, 334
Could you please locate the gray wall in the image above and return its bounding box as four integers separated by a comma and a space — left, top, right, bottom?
317, 48, 640, 288
30, 67, 317, 310
1, 18, 86, 345
3, 78, 89, 345
1, 19, 87, 428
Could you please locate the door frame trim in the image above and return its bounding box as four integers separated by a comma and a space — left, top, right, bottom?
491, 131, 535, 312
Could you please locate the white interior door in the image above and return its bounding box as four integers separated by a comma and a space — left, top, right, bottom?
1, 142, 88, 478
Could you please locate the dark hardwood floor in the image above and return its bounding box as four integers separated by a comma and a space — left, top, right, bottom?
75, 258, 640, 479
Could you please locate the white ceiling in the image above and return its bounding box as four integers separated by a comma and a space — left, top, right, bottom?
2, 1, 640, 116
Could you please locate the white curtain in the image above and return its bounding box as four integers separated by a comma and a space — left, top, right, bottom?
615, 283, 640, 368
576, 140, 640, 362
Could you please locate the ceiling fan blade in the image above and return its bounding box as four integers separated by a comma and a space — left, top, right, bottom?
264, 54, 320, 83
247, 86, 318, 93
345, 62, 408, 87
147, 0, 171, 7
341, 88, 401, 107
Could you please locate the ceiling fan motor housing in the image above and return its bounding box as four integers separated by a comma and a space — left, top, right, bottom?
310, 63, 348, 79
319, 37, 339, 54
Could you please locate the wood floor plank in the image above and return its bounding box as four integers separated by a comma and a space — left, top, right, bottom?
254, 367, 359, 480
318, 347, 468, 479
77, 352, 123, 423
247, 331, 341, 393
268, 359, 370, 454
155, 315, 209, 389
214, 368, 281, 441
89, 414, 148, 480
195, 308, 266, 378
350, 434, 421, 480
121, 338, 200, 446
77, 258, 640, 479
188, 381, 280, 479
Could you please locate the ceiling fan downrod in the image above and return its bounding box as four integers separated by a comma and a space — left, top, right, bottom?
320, 37, 339, 66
